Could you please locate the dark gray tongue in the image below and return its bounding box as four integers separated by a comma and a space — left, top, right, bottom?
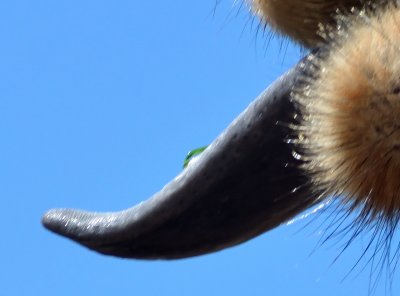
42, 62, 318, 259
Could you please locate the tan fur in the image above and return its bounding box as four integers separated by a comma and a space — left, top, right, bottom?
251, 0, 370, 47
295, 5, 400, 221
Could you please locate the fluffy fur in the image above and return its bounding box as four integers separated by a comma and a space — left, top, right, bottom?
294, 3, 400, 271
250, 0, 373, 47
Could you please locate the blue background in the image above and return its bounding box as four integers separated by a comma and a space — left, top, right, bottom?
2, 1, 400, 295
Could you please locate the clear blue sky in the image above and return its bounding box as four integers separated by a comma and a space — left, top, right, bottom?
2, 1, 400, 295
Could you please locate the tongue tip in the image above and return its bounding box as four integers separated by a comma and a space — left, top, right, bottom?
41, 208, 89, 240
41, 209, 66, 232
